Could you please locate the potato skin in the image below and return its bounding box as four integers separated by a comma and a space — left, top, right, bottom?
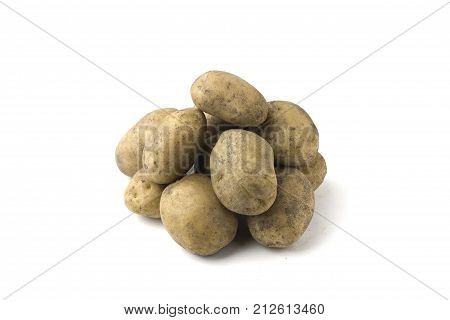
262, 101, 319, 167
210, 129, 277, 215
160, 174, 238, 256
247, 168, 315, 248
299, 152, 327, 190
115, 108, 176, 177
191, 71, 269, 126
142, 108, 206, 184
124, 169, 164, 218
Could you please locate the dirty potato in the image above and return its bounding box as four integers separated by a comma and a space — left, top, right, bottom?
191, 71, 269, 126
210, 129, 277, 215
247, 168, 314, 248
160, 174, 238, 256
115, 108, 176, 177
262, 101, 319, 167
124, 169, 164, 218
143, 108, 206, 184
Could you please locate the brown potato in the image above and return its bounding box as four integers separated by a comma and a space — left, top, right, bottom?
115, 108, 176, 177
143, 108, 206, 184
247, 168, 315, 248
124, 169, 164, 218
262, 101, 319, 167
300, 152, 327, 190
210, 129, 277, 215
191, 71, 269, 126
160, 174, 238, 256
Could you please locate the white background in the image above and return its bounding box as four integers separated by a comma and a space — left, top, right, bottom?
0, 0, 449, 318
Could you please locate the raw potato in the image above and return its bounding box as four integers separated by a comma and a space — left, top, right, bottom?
115, 108, 176, 177
143, 108, 206, 184
160, 174, 238, 256
124, 169, 164, 218
300, 152, 327, 190
191, 71, 269, 126
247, 168, 315, 248
262, 101, 319, 167
210, 129, 277, 215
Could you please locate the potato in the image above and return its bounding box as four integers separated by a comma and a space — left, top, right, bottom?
191, 71, 269, 126
160, 174, 238, 256
247, 168, 314, 248
124, 169, 164, 218
299, 152, 327, 190
143, 108, 206, 184
210, 129, 277, 215
115, 108, 176, 177
262, 101, 319, 167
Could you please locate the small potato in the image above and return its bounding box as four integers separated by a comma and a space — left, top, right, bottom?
143, 108, 206, 184
247, 168, 314, 248
191, 71, 269, 126
115, 108, 176, 177
262, 101, 319, 167
299, 152, 327, 190
210, 129, 277, 215
160, 174, 238, 256
124, 169, 164, 218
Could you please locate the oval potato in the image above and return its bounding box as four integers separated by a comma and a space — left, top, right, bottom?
191, 71, 269, 126
124, 169, 164, 218
210, 129, 277, 215
115, 108, 176, 177
143, 108, 206, 184
247, 168, 315, 248
262, 101, 319, 167
160, 174, 238, 256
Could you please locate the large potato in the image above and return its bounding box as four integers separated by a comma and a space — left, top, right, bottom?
124, 169, 164, 218
160, 174, 238, 256
210, 129, 277, 215
115, 108, 176, 177
262, 101, 319, 167
247, 168, 314, 248
143, 108, 206, 184
191, 71, 269, 126
299, 152, 327, 190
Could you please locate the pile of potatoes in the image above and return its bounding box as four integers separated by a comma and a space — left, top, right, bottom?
116, 71, 326, 256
